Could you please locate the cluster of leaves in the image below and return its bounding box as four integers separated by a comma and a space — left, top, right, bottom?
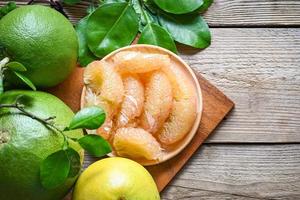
40, 106, 111, 189
0, 57, 36, 95
75, 0, 213, 66
0, 96, 111, 189
0, 2, 16, 19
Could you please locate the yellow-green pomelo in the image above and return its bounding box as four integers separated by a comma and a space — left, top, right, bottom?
0, 5, 78, 88
0, 90, 83, 200
73, 157, 160, 200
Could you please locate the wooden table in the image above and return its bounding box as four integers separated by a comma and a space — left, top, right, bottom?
7, 0, 300, 199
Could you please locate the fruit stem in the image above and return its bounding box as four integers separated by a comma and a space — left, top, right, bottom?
0, 102, 64, 134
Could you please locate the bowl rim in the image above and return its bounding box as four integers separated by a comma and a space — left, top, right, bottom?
80, 44, 203, 166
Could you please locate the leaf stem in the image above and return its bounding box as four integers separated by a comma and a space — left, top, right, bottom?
139, 0, 151, 24
0, 103, 64, 133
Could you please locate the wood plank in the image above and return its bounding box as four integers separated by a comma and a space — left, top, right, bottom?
4, 0, 300, 26
160, 144, 300, 200
204, 0, 300, 27
178, 28, 300, 143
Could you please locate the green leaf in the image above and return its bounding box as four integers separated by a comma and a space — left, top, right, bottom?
101, 0, 127, 3
13, 71, 37, 91
87, 4, 97, 14
40, 150, 70, 189
153, 0, 203, 14
158, 13, 211, 49
6, 62, 27, 72
76, 16, 98, 67
138, 23, 177, 53
68, 106, 106, 130
63, 0, 81, 5
86, 2, 139, 57
133, 0, 159, 32
78, 134, 112, 157
197, 0, 213, 13
0, 2, 17, 19
66, 148, 81, 177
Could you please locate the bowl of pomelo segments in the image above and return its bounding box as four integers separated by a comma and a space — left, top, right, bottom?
81, 44, 202, 166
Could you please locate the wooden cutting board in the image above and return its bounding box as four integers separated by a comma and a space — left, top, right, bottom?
47, 66, 234, 193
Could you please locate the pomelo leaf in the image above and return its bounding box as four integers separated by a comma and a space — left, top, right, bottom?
6, 61, 27, 72
13, 71, 37, 91
76, 16, 98, 67
40, 150, 70, 189
138, 23, 177, 53
66, 148, 81, 177
153, 0, 203, 14
86, 2, 139, 57
68, 106, 106, 130
78, 134, 112, 157
0, 2, 17, 19
197, 0, 213, 13
158, 13, 211, 48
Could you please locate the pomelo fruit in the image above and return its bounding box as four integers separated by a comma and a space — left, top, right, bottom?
116, 75, 144, 128
113, 51, 170, 74
113, 128, 162, 161
73, 157, 160, 200
0, 90, 83, 200
140, 71, 173, 134
0, 5, 78, 88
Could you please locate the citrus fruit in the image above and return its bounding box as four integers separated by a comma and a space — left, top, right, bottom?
116, 75, 144, 128
158, 64, 197, 145
84, 61, 124, 105
140, 71, 173, 134
0, 5, 78, 88
0, 90, 83, 200
113, 128, 162, 161
73, 157, 160, 200
84, 61, 124, 139
113, 51, 170, 74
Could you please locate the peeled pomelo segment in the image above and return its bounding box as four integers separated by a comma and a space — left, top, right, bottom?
140, 71, 173, 134
116, 76, 145, 128
158, 63, 197, 145
84, 61, 124, 105
113, 128, 162, 161
113, 51, 170, 74
161, 62, 195, 99
158, 98, 196, 145
84, 88, 115, 140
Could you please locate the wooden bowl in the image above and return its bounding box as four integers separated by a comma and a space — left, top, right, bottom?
81, 44, 203, 166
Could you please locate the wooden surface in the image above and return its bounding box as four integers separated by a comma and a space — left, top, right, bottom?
10, 0, 300, 199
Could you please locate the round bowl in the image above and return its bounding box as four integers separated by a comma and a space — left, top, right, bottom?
81, 44, 202, 166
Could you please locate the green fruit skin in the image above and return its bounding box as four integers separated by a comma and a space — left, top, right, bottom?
0, 90, 83, 200
0, 5, 78, 88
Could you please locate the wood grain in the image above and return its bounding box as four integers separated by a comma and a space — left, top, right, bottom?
82, 144, 300, 199
160, 144, 300, 200
179, 28, 300, 143
5, 0, 300, 26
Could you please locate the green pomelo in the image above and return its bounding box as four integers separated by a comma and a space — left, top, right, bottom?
0, 90, 83, 200
0, 5, 78, 88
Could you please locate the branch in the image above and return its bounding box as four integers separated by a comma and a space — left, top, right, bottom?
0, 103, 63, 134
